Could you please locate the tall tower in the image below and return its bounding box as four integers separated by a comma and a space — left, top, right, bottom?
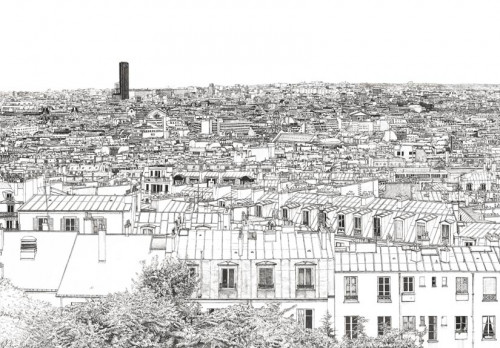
119, 62, 129, 100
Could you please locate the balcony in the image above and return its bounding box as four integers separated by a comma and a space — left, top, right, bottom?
258, 283, 274, 290
344, 294, 358, 303
0, 212, 17, 219
483, 294, 497, 302
296, 284, 314, 290
377, 294, 391, 303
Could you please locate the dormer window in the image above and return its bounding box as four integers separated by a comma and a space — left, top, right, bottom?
318, 210, 327, 227
282, 208, 288, 220
441, 223, 450, 245
466, 183, 472, 191
218, 201, 226, 208
373, 217, 381, 237
416, 222, 427, 241
256, 205, 262, 218
302, 210, 310, 226
20, 237, 37, 260
5, 193, 13, 200
354, 216, 362, 235
394, 219, 403, 240
338, 214, 345, 233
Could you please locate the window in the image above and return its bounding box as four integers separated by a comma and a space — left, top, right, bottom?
378, 316, 391, 336
394, 219, 403, 240
189, 267, 197, 278
258, 268, 274, 289
378, 277, 391, 301
466, 183, 472, 191
151, 184, 163, 193
20, 236, 37, 259
465, 241, 474, 247
403, 276, 414, 293
419, 276, 425, 287
345, 276, 358, 300
483, 316, 496, 339
297, 309, 313, 329
282, 208, 288, 220
345, 316, 358, 339
5, 193, 12, 199
416, 222, 426, 241
297, 267, 314, 289
456, 277, 469, 294
35, 217, 52, 231
429, 316, 438, 340
480, 183, 487, 191
354, 216, 361, 235
442, 277, 448, 287
337, 214, 345, 232
441, 316, 447, 326
483, 277, 497, 302
318, 211, 327, 226
220, 268, 235, 289
63, 217, 78, 231
403, 316, 416, 330
455, 316, 467, 334
256, 205, 262, 218
441, 224, 450, 245
432, 277, 437, 288
218, 201, 225, 208
6, 221, 13, 230
373, 217, 381, 237
7, 204, 14, 213
302, 210, 310, 226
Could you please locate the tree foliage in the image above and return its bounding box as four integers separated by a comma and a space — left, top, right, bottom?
0, 258, 423, 348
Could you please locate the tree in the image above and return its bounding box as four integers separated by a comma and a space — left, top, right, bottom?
0, 279, 51, 348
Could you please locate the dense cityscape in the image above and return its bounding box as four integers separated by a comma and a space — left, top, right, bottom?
0, 60, 500, 347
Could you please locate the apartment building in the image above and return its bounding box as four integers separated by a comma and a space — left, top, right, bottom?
335, 245, 500, 347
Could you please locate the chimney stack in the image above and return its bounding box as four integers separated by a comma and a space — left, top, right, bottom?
98, 229, 106, 262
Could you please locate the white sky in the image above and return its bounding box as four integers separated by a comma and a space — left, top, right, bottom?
0, 0, 499, 91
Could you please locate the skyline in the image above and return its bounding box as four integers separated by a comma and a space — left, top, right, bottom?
1, 0, 500, 91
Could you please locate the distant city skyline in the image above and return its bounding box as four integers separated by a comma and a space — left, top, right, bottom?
0, 0, 499, 91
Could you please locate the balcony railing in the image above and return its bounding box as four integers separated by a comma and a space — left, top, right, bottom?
258, 284, 274, 290
297, 284, 315, 290
483, 294, 497, 302
0, 212, 17, 218
377, 294, 391, 302
219, 283, 237, 290
345, 294, 358, 301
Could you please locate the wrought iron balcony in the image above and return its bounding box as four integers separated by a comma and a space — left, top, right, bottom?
483, 294, 497, 302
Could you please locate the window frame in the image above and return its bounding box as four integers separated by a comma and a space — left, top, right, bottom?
345, 316, 358, 339
403, 316, 416, 331
482, 316, 496, 340
219, 267, 237, 290
377, 316, 391, 336
377, 276, 391, 302
345, 276, 358, 301
428, 316, 438, 341
258, 267, 274, 290
302, 210, 310, 226
297, 309, 314, 329
483, 277, 497, 302
455, 316, 468, 334
403, 276, 415, 293
456, 277, 469, 295
296, 266, 315, 290
353, 216, 362, 235
373, 216, 381, 237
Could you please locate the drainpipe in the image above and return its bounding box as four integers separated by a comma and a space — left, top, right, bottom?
471, 273, 475, 348
398, 272, 402, 331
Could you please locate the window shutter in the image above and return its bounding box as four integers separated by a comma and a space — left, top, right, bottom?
61, 218, 65, 231
33, 218, 37, 230
297, 309, 305, 327
75, 218, 80, 232
48, 218, 54, 230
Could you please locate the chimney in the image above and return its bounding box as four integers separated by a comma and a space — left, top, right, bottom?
0, 223, 4, 255
410, 247, 422, 263
439, 247, 450, 263
98, 229, 106, 262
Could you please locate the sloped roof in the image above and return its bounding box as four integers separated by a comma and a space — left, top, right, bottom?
57, 235, 159, 297
19, 195, 132, 212
0, 231, 77, 291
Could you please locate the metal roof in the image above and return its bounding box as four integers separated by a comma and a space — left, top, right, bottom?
335, 246, 500, 273
18, 195, 132, 212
